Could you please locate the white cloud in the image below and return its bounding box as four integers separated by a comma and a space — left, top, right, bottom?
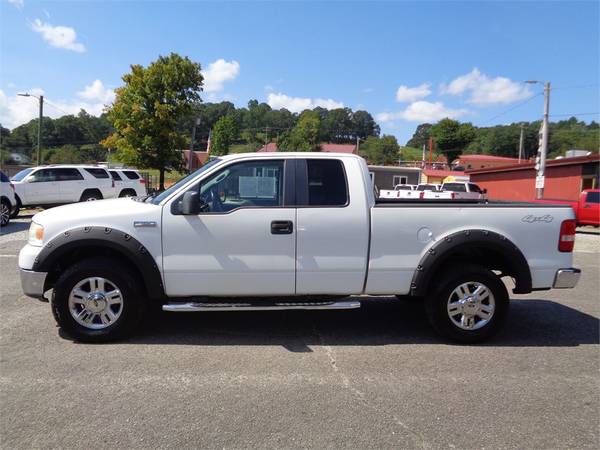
395, 83, 431, 102
77, 79, 115, 104
363, 87, 374, 93
202, 59, 240, 93
267, 92, 344, 113
441, 68, 532, 105
376, 101, 468, 123
30, 18, 86, 52
0, 81, 114, 129
8, 0, 24, 9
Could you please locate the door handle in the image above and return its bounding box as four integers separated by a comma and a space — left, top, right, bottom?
271, 220, 293, 235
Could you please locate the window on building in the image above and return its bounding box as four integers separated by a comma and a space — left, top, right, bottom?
393, 175, 408, 186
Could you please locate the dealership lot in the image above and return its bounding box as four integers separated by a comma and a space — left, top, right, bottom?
1, 215, 598, 449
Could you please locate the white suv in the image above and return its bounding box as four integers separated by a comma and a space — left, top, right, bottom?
108, 169, 147, 197
1, 170, 18, 226
11, 165, 116, 209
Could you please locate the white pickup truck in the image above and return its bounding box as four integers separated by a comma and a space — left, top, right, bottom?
19, 153, 580, 343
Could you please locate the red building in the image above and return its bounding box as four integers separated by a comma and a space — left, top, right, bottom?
257, 142, 357, 154
467, 154, 599, 201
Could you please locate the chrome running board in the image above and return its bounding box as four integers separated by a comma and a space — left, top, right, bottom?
162, 300, 361, 312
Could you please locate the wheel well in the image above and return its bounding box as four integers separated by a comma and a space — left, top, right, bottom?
411, 231, 532, 296
1, 196, 10, 206
44, 245, 146, 296
119, 188, 136, 197
80, 189, 103, 200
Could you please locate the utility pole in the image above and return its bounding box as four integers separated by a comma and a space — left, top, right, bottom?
518, 123, 525, 163
189, 117, 200, 172
37, 95, 43, 165
526, 80, 551, 199
17, 93, 43, 165
356, 135, 360, 154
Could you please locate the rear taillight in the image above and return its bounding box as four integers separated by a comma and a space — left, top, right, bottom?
419, 191, 425, 199
451, 192, 456, 199
139, 179, 146, 184
558, 219, 576, 252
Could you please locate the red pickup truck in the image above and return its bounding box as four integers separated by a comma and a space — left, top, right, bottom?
535, 189, 599, 226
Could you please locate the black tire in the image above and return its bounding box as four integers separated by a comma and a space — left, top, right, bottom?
9, 197, 20, 219
51, 258, 144, 342
0, 199, 10, 226
80, 190, 103, 202
119, 189, 137, 198
425, 264, 509, 344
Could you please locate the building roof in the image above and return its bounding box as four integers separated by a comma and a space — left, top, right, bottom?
466, 153, 599, 174
257, 142, 357, 153
457, 154, 522, 162
423, 169, 466, 178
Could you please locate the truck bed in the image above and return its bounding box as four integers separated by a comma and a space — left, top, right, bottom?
374, 198, 574, 208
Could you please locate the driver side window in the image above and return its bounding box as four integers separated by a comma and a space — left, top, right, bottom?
196, 160, 284, 213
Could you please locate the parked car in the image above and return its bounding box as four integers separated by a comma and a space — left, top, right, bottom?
379, 184, 418, 199
534, 189, 599, 227
441, 182, 487, 200
108, 169, 147, 198
11, 165, 116, 209
1, 170, 18, 226
19, 153, 580, 343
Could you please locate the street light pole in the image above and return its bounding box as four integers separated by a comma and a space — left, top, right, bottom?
18, 93, 44, 165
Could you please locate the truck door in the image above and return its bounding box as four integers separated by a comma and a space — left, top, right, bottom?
579, 191, 599, 225
161, 158, 296, 296
25, 168, 62, 204
295, 158, 370, 295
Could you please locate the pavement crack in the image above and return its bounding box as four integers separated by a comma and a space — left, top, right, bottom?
311, 322, 431, 449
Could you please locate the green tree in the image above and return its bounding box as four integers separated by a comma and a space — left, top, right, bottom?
430, 119, 476, 163
359, 135, 399, 165
210, 114, 238, 156
278, 111, 321, 152
406, 123, 432, 149
102, 53, 203, 189
44, 145, 85, 164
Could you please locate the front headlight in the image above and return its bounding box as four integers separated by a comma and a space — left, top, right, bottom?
28, 222, 44, 246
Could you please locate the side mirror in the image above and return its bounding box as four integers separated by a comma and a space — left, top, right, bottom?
181, 191, 201, 215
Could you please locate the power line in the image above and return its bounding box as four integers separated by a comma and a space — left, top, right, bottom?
42, 99, 71, 116
550, 112, 599, 117
481, 92, 543, 124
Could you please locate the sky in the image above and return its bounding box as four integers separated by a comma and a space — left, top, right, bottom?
1, 0, 599, 144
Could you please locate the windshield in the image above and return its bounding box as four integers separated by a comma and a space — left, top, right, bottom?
11, 168, 34, 181
150, 158, 222, 204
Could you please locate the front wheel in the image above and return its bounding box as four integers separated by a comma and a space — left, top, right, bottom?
425, 264, 509, 343
0, 200, 10, 226
51, 258, 143, 342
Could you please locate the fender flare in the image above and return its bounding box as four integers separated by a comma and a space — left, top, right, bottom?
410, 229, 532, 296
32, 226, 165, 300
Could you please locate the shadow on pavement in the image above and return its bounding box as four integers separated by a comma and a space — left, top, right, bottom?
106, 298, 600, 350
0, 221, 30, 235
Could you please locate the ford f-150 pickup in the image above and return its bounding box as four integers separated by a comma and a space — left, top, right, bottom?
18, 153, 581, 343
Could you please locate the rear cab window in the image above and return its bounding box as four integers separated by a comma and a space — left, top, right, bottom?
443, 183, 467, 192
0, 171, 9, 183
123, 171, 140, 180
585, 191, 599, 203
298, 159, 348, 207
84, 168, 110, 179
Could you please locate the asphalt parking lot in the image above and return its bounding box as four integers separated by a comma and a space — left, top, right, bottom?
1, 214, 598, 449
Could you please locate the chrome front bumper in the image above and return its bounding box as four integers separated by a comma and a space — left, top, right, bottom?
553, 268, 581, 289
20, 269, 48, 299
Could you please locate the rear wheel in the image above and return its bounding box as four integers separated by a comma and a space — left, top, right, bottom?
51, 258, 143, 342
80, 190, 103, 202
0, 199, 10, 226
425, 264, 509, 343
119, 189, 137, 198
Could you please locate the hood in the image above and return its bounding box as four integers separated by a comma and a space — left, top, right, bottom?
33, 197, 162, 244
